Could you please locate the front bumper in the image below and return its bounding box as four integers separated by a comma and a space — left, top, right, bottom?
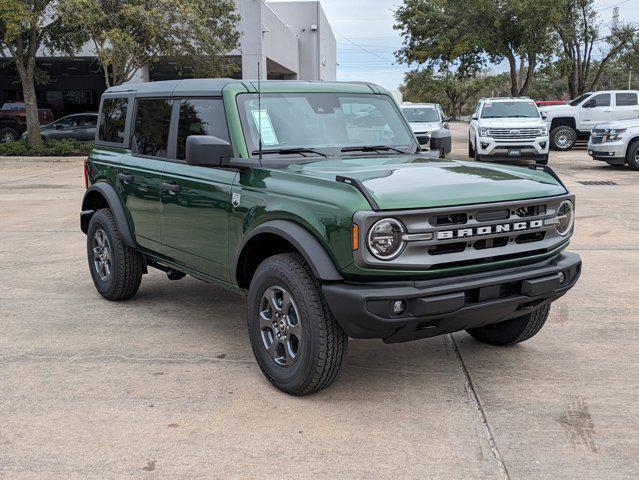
476, 135, 549, 160
323, 252, 581, 343
587, 142, 626, 165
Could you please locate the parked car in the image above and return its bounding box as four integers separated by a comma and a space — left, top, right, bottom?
587, 118, 639, 170
469, 97, 549, 164
535, 100, 567, 107
80, 79, 581, 395
21, 113, 98, 143
539, 90, 639, 151
0, 101, 54, 142
400, 102, 449, 150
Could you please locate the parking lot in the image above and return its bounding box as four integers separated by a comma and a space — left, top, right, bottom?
1, 123, 637, 479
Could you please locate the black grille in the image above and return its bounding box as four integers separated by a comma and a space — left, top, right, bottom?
430, 213, 468, 226
475, 209, 509, 222
416, 135, 430, 145
428, 242, 467, 256
516, 205, 546, 217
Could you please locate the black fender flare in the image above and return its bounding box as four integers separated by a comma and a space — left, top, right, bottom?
80, 182, 135, 247
236, 220, 343, 283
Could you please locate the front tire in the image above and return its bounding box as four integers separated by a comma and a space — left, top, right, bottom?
536, 154, 549, 165
550, 126, 576, 151
468, 139, 475, 158
247, 253, 348, 395
626, 140, 639, 170
466, 304, 550, 346
87, 208, 143, 301
0, 127, 19, 143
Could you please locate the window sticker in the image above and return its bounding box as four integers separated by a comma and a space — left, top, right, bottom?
251, 109, 279, 146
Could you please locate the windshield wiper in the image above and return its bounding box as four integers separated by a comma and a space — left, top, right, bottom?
251, 147, 327, 158
341, 145, 408, 154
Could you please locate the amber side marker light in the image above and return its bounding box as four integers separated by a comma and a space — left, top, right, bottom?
352, 224, 359, 251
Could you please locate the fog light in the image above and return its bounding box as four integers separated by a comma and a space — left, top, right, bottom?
392, 300, 406, 315
481, 142, 489, 149
558, 272, 566, 284
540, 142, 547, 149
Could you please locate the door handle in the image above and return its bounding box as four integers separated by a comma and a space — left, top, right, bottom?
162, 182, 181, 193
117, 173, 133, 183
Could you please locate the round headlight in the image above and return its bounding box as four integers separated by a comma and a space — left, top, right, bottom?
556, 200, 574, 236
367, 218, 406, 260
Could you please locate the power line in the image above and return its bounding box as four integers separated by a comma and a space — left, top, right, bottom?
334, 31, 397, 64
599, 0, 632, 12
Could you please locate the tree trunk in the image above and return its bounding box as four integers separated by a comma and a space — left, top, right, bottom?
15, 61, 43, 148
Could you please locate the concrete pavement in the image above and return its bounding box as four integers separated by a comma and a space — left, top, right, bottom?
0, 129, 637, 479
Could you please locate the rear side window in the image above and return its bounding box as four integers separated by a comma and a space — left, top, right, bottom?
83, 115, 97, 127
132, 99, 173, 158
616, 92, 638, 106
176, 99, 229, 160
99, 98, 128, 143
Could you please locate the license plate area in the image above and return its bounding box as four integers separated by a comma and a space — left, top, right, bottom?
508, 149, 521, 157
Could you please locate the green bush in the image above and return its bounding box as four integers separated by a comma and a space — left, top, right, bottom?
0, 139, 93, 157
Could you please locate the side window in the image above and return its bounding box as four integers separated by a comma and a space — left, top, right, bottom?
616, 92, 638, 106
99, 98, 128, 143
176, 98, 229, 160
586, 94, 611, 108
83, 115, 97, 127
57, 116, 82, 129
132, 99, 173, 158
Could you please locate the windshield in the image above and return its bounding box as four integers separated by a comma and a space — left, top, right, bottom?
401, 107, 440, 123
237, 93, 415, 157
480, 101, 540, 119
2, 103, 25, 111
569, 93, 592, 106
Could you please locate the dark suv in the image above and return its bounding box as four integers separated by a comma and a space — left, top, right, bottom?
81, 79, 581, 395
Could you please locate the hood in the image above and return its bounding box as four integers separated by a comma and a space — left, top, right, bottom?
409, 121, 441, 134
594, 119, 639, 130
279, 155, 566, 210
479, 118, 545, 128
539, 104, 574, 114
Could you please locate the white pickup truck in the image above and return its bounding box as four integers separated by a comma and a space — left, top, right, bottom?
587, 118, 639, 170
539, 90, 639, 151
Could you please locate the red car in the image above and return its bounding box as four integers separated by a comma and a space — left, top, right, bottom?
535, 100, 568, 107
0, 101, 54, 142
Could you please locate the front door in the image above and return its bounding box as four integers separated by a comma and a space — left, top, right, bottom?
160, 98, 237, 281
119, 97, 173, 253
580, 93, 613, 130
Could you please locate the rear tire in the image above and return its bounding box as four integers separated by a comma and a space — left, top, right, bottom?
466, 304, 550, 346
468, 139, 475, 158
0, 127, 19, 143
247, 253, 348, 395
87, 208, 143, 301
550, 126, 576, 151
626, 140, 639, 171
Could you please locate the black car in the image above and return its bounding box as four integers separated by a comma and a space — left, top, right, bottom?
21, 113, 98, 142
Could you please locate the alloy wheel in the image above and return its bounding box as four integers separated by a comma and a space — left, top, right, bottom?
259, 286, 302, 367
92, 229, 112, 281
554, 130, 573, 149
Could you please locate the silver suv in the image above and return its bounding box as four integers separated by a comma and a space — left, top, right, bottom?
400, 103, 448, 147
469, 98, 549, 164
588, 118, 639, 170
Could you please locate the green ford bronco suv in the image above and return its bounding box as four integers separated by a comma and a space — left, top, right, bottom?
81, 79, 581, 395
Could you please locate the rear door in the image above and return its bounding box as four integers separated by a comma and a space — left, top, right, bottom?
79, 115, 98, 141
119, 98, 173, 253
160, 98, 237, 281
580, 93, 613, 130
613, 92, 639, 121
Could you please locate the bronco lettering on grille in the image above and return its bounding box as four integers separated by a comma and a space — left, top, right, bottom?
436, 220, 544, 240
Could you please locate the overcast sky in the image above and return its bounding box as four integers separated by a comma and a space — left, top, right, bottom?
305, 0, 639, 92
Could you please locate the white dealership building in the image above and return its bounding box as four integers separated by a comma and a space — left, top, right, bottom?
0, 0, 337, 116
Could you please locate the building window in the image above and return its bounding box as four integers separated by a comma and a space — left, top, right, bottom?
176, 99, 229, 160
132, 99, 173, 157
99, 98, 128, 143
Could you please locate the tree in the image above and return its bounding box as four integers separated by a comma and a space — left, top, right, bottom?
60, 0, 241, 87
400, 69, 506, 118
0, 0, 85, 146
552, 0, 637, 97
395, 0, 556, 96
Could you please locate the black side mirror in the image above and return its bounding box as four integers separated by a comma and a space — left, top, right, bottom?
186, 135, 233, 167
541, 112, 547, 120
